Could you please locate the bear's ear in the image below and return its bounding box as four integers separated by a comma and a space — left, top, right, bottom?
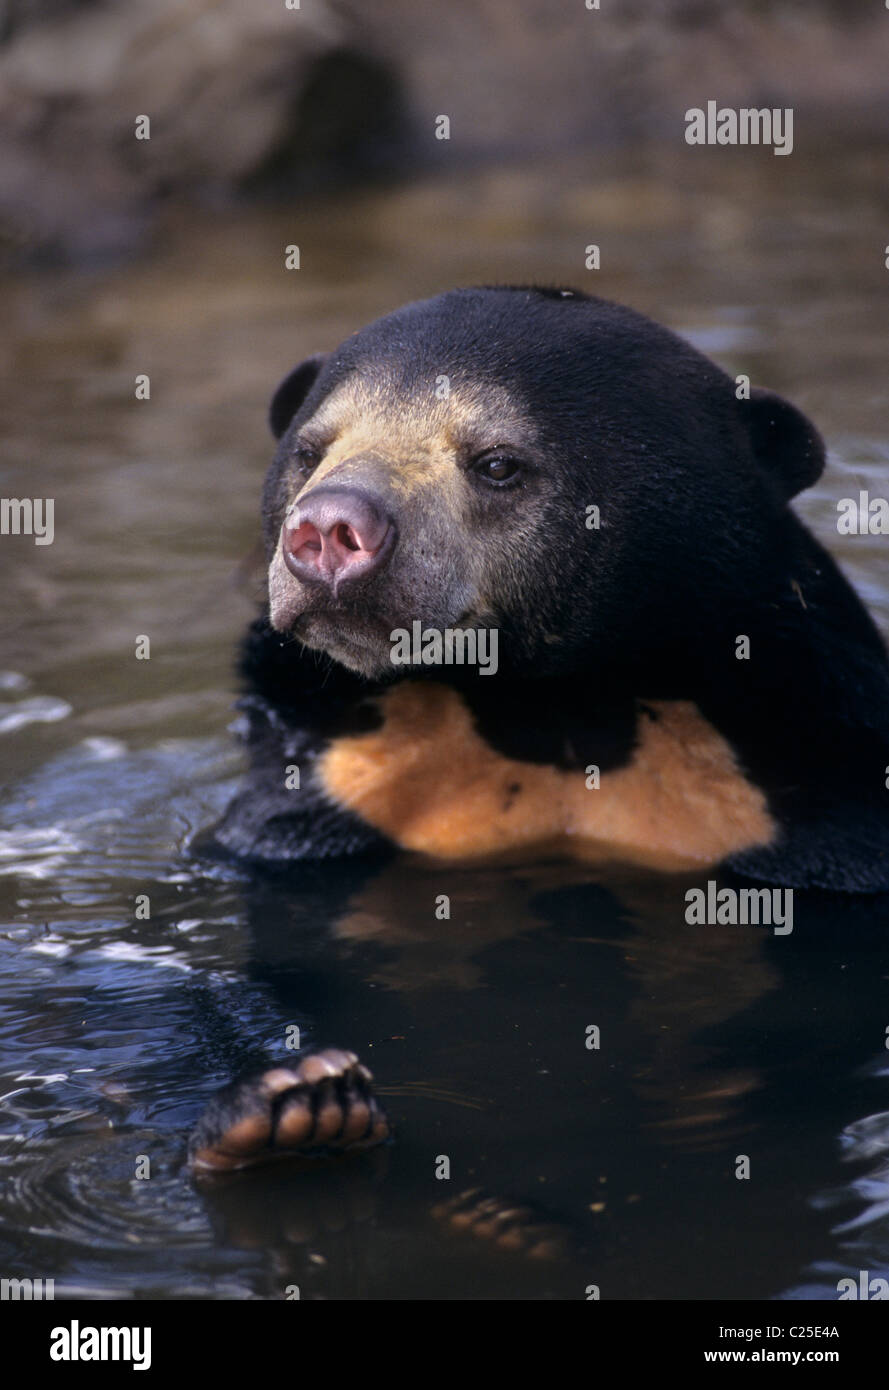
269, 353, 328, 439
744, 387, 825, 500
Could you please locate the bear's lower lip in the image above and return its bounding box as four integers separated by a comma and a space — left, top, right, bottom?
300, 613, 366, 639
296, 614, 391, 662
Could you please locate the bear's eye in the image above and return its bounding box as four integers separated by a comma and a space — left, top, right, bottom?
472, 453, 522, 486
293, 443, 320, 474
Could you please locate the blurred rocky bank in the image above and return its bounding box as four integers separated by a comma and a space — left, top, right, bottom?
1, 0, 887, 263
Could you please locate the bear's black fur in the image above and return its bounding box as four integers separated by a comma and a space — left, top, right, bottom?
206, 287, 889, 892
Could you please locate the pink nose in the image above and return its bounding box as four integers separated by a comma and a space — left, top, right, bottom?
282, 488, 395, 589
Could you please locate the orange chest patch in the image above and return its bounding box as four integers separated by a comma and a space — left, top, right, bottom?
318, 682, 775, 871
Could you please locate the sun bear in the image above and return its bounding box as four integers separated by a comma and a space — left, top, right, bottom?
189, 286, 889, 1171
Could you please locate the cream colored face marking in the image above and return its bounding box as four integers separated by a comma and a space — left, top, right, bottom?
268, 376, 543, 656
318, 684, 775, 872
289, 376, 537, 504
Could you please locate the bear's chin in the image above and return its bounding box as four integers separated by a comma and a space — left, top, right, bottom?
296, 617, 395, 680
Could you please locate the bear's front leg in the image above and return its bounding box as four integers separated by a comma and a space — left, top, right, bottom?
188, 1049, 390, 1172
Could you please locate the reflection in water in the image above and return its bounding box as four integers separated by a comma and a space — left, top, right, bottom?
614, 877, 777, 1152
0, 728, 888, 1297
1, 147, 889, 1297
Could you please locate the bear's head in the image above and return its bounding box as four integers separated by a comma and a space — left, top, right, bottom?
261, 287, 824, 680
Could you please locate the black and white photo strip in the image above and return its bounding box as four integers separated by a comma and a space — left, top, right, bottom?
2, 0, 889, 1359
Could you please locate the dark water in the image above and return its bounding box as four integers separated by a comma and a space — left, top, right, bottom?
1, 147, 889, 1299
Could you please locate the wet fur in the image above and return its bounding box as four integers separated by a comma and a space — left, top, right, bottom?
205, 287, 889, 892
